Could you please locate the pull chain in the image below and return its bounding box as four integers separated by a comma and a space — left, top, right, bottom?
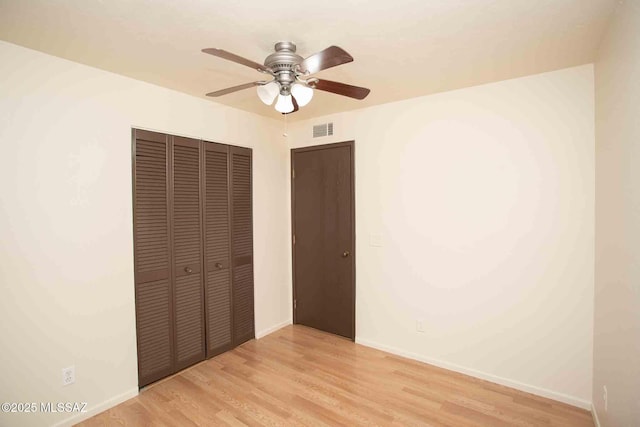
283, 112, 288, 137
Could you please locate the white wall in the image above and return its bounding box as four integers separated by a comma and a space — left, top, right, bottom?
0, 41, 291, 427
287, 65, 595, 408
593, 0, 640, 425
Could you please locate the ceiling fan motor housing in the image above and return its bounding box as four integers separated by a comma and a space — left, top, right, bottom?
265, 42, 303, 94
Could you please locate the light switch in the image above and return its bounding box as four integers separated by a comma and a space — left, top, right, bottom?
369, 233, 383, 247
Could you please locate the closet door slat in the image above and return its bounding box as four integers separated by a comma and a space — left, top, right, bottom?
133, 130, 174, 387
172, 137, 206, 370
230, 146, 255, 345
203, 142, 233, 357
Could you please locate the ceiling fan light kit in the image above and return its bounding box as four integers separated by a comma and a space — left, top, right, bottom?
275, 93, 294, 113
291, 83, 313, 106
257, 81, 279, 105
202, 42, 370, 114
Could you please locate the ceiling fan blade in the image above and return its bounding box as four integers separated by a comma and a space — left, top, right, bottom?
298, 46, 353, 75
313, 79, 371, 100
202, 48, 272, 73
206, 82, 260, 97
282, 96, 300, 115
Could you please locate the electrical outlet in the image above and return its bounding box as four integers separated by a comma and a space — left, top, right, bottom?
603, 385, 608, 411
62, 366, 75, 386
416, 320, 425, 333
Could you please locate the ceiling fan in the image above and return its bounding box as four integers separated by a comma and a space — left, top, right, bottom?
202, 42, 370, 114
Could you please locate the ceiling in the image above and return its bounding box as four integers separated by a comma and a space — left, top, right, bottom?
0, 0, 616, 121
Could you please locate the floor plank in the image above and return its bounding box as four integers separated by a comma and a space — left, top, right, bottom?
77, 325, 593, 427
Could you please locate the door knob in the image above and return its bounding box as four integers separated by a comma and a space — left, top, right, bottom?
215, 262, 223, 270
342, 251, 350, 257
184, 266, 193, 274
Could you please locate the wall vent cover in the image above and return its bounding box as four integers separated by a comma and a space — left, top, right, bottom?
313, 122, 334, 138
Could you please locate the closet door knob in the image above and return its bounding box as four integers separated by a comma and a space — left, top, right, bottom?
342, 251, 350, 258
215, 262, 223, 270
184, 266, 193, 274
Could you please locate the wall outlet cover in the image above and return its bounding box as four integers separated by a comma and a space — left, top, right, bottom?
62, 366, 75, 386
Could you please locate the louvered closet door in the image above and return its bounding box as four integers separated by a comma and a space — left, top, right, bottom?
172, 136, 206, 370
203, 142, 233, 357
230, 146, 255, 345
133, 130, 174, 387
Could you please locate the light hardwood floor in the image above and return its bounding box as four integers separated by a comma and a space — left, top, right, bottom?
78, 325, 593, 426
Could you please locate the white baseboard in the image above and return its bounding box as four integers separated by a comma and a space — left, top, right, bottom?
256, 319, 292, 339
52, 387, 138, 427
592, 403, 601, 427
356, 337, 592, 410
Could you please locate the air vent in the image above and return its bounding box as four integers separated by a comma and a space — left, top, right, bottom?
313, 122, 334, 138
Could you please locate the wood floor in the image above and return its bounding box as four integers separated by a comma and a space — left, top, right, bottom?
78, 325, 593, 427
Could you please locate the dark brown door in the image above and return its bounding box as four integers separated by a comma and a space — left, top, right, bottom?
133, 130, 254, 387
132, 130, 174, 387
171, 136, 206, 371
230, 146, 255, 345
292, 141, 355, 340
202, 142, 233, 357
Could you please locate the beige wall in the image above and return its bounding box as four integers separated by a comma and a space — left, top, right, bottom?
593, 0, 640, 425
0, 41, 291, 427
287, 65, 595, 408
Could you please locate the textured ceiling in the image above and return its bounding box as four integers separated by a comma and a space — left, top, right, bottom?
0, 0, 616, 121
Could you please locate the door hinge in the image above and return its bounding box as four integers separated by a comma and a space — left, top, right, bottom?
292, 169, 295, 179
294, 299, 297, 310
293, 234, 296, 245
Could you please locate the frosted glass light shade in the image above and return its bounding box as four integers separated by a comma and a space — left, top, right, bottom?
274, 94, 294, 113
257, 82, 279, 105
291, 83, 314, 107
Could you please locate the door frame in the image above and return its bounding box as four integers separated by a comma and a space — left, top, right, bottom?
290, 140, 356, 340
